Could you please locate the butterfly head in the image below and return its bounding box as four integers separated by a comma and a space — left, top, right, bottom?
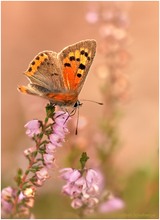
73, 100, 83, 108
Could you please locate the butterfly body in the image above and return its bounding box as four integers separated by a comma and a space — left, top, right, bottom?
18, 39, 96, 106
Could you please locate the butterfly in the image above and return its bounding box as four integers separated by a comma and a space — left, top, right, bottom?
17, 39, 96, 108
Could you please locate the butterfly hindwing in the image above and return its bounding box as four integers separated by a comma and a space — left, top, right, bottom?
58, 39, 96, 94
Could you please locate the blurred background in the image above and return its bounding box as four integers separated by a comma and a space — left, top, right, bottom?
2, 1, 158, 219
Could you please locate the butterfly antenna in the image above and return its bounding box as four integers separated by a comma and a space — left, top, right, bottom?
80, 99, 103, 105
75, 106, 80, 135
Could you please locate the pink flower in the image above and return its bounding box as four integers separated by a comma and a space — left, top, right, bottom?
24, 146, 37, 156
84, 197, 99, 208
53, 124, 69, 138
71, 198, 83, 209
36, 167, 49, 182
46, 143, 56, 154
49, 133, 63, 147
61, 183, 72, 195
23, 187, 36, 198
1, 187, 15, 200
1, 187, 16, 218
60, 167, 101, 212
62, 182, 82, 197
1, 200, 13, 218
85, 11, 99, 24
85, 183, 99, 196
54, 111, 70, 126
43, 154, 55, 168
86, 169, 100, 186
99, 197, 125, 213
24, 120, 40, 137
47, 111, 70, 149
60, 168, 81, 182
33, 179, 43, 187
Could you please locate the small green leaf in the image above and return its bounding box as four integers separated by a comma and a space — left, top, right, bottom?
18, 168, 23, 176
45, 103, 55, 118
80, 152, 89, 170
15, 168, 23, 186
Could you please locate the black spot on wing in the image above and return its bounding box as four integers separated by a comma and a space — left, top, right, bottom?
79, 63, 86, 70
64, 63, 71, 67
69, 56, 75, 61
77, 73, 82, 78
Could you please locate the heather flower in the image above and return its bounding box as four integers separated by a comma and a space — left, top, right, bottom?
1, 201, 13, 218
1, 187, 32, 218
53, 123, 68, 138
86, 169, 100, 186
2, 104, 72, 218
60, 164, 101, 214
1, 186, 15, 200
43, 153, 55, 168
24, 120, 40, 137
25, 197, 35, 208
60, 168, 81, 182
85, 11, 99, 24
1, 187, 15, 217
45, 143, 56, 154
33, 179, 44, 187
71, 198, 83, 209
49, 112, 70, 148
49, 133, 64, 147
36, 167, 50, 182
23, 187, 36, 198
54, 111, 70, 126
99, 196, 125, 213
24, 146, 37, 156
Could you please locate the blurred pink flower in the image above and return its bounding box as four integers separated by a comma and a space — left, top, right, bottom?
71, 198, 83, 209
36, 167, 50, 182
43, 154, 55, 168
1, 187, 16, 218
1, 187, 15, 200
48, 111, 70, 148
86, 169, 100, 186
52, 123, 69, 138
60, 168, 81, 182
24, 146, 36, 156
24, 120, 40, 138
49, 133, 63, 147
85, 11, 99, 24
60, 167, 101, 212
46, 143, 57, 154
99, 197, 125, 213
54, 111, 70, 126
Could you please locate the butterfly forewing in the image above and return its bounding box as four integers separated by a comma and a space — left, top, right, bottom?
58, 39, 96, 94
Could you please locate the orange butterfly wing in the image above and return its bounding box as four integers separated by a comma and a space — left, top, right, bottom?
58, 39, 96, 94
